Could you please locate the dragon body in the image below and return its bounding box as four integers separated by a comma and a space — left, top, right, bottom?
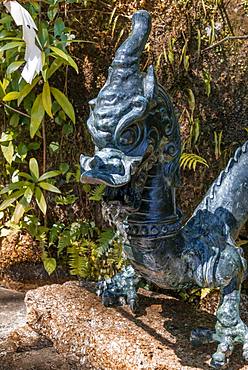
80, 10, 248, 368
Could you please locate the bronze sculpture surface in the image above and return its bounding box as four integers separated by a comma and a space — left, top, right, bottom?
80, 10, 248, 368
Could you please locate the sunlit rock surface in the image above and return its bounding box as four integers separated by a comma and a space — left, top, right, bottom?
0, 287, 26, 339
25, 281, 248, 370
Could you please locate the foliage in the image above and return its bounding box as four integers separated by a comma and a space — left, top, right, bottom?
180, 153, 209, 171
0, 1, 78, 226
0, 1, 121, 280
0, 157, 60, 223
46, 221, 123, 279
179, 287, 212, 306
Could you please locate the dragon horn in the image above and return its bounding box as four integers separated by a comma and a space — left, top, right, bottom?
112, 10, 151, 66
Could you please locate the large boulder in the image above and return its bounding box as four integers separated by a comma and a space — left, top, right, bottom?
24, 281, 247, 369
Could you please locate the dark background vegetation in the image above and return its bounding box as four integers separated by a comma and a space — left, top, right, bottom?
45, 0, 248, 217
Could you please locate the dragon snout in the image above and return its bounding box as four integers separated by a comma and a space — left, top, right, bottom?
90, 155, 125, 176
80, 148, 142, 187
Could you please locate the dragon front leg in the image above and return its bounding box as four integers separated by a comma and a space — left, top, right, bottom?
96, 265, 140, 312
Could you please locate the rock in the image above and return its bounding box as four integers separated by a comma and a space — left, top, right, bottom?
0, 262, 71, 292
1, 346, 71, 370
0, 287, 71, 370
0, 325, 51, 365
24, 281, 248, 369
0, 287, 26, 339
0, 323, 71, 370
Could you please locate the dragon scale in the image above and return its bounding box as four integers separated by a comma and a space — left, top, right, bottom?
193, 141, 248, 239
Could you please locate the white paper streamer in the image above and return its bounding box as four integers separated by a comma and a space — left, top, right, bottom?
4, 1, 42, 84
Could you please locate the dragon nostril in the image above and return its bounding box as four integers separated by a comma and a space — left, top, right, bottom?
90, 156, 103, 170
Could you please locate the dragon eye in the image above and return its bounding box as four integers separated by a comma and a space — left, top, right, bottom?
120, 129, 134, 145
119, 125, 141, 147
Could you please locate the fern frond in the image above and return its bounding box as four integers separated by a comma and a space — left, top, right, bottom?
96, 229, 115, 257
49, 223, 64, 245
57, 230, 71, 255
180, 153, 208, 171
70, 222, 83, 240
89, 184, 106, 201
67, 244, 89, 277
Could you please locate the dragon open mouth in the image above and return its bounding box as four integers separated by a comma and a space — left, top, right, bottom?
80, 148, 142, 187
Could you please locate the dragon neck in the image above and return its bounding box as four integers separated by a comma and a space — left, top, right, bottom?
125, 161, 181, 239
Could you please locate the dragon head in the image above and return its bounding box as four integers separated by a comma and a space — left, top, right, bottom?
80, 10, 180, 207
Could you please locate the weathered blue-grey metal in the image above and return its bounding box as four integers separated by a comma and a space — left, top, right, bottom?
80, 10, 248, 368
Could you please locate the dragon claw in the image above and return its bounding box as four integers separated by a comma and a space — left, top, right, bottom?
210, 354, 228, 369
127, 297, 138, 313
208, 320, 248, 368
96, 265, 140, 311
243, 334, 248, 362
210, 337, 233, 368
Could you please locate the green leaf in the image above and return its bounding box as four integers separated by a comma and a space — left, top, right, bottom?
28, 142, 40, 151
54, 18, 65, 37
39, 182, 61, 193
192, 117, 200, 145
17, 143, 28, 158
29, 158, 40, 180
50, 87, 75, 124
38, 170, 60, 182
59, 163, 69, 174
35, 186, 47, 214
188, 89, 195, 113
0, 41, 24, 52
6, 61, 24, 75
12, 197, 27, 224
30, 93, 45, 138
49, 141, 59, 153
0, 189, 26, 210
19, 172, 34, 181
18, 77, 40, 106
38, 21, 49, 47
24, 184, 34, 204
42, 81, 53, 118
0, 15, 12, 25
47, 4, 59, 21
47, 58, 63, 79
0, 181, 30, 194
63, 123, 73, 135
43, 257, 57, 275
49, 223, 64, 245
0, 36, 22, 41
0, 81, 6, 98
1, 141, 14, 164
50, 46, 78, 73
9, 113, 19, 127
2, 91, 20, 101
0, 131, 13, 142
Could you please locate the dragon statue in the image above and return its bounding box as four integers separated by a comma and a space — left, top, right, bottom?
80, 10, 248, 368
